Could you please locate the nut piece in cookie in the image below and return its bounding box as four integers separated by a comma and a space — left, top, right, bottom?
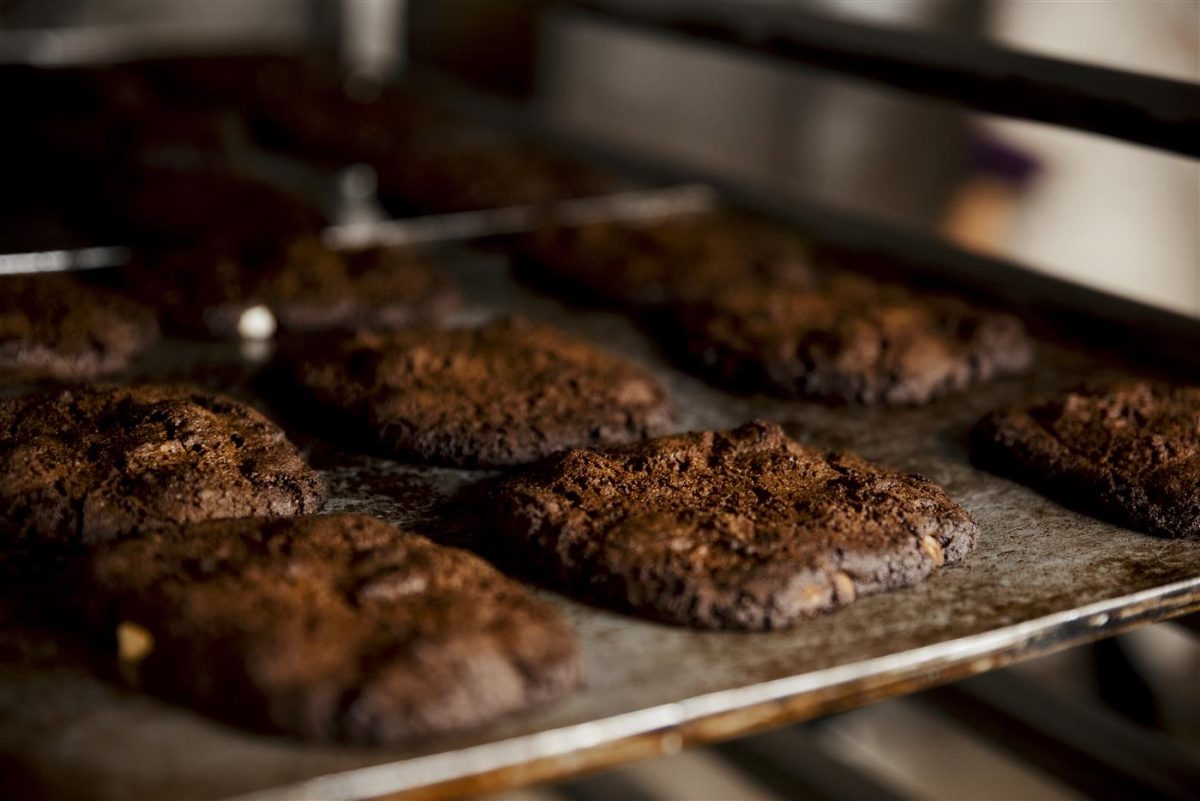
486, 420, 978, 629
971, 381, 1200, 538
287, 317, 674, 467
0, 275, 159, 381
81, 514, 584, 744
133, 236, 461, 338
0, 384, 325, 548
661, 274, 1032, 405
517, 212, 817, 308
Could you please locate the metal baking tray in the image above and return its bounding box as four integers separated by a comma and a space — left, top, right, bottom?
1, 225, 1198, 801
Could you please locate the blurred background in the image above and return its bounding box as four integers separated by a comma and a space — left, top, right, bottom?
2, 0, 1197, 316
2, 1, 1197, 799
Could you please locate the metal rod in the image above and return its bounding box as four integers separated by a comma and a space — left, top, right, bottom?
324, 184, 714, 249
570, 1, 1200, 157
0, 246, 131, 276
0, 185, 714, 275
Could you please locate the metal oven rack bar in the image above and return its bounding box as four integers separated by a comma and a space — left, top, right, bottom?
570, 0, 1200, 156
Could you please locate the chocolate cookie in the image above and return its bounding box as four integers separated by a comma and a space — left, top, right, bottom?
0, 385, 324, 549
517, 212, 817, 307
971, 381, 1200, 538
80, 514, 583, 743
108, 167, 324, 245
383, 138, 621, 214
0, 275, 159, 381
486, 420, 977, 629
250, 74, 465, 168
662, 274, 1032, 404
137, 236, 461, 338
288, 318, 673, 467
129, 53, 313, 109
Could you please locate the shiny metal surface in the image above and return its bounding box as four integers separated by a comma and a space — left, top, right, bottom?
0, 246, 131, 276
322, 183, 716, 249
0, 246, 1197, 801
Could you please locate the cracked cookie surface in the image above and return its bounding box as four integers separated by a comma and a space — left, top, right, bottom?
0, 384, 324, 548
660, 274, 1032, 405
80, 513, 584, 743
971, 381, 1200, 538
0, 274, 159, 381
486, 420, 977, 629
288, 317, 674, 467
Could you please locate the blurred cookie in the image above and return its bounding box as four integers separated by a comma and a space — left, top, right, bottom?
0, 385, 324, 548
486, 421, 977, 629
0, 275, 159, 381
288, 318, 673, 467
80, 514, 583, 743
251, 75, 462, 167
662, 274, 1032, 404
384, 139, 622, 214
971, 381, 1200, 538
137, 236, 461, 338
517, 212, 817, 307
108, 167, 324, 245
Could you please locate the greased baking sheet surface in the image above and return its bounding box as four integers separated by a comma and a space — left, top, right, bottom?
1, 247, 1197, 801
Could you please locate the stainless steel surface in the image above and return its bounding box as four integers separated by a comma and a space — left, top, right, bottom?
0, 23, 304, 66
322, 183, 716, 249
1, 243, 1197, 801
0, 246, 130, 276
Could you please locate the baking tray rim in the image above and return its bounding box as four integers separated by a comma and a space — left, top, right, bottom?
235, 576, 1200, 801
